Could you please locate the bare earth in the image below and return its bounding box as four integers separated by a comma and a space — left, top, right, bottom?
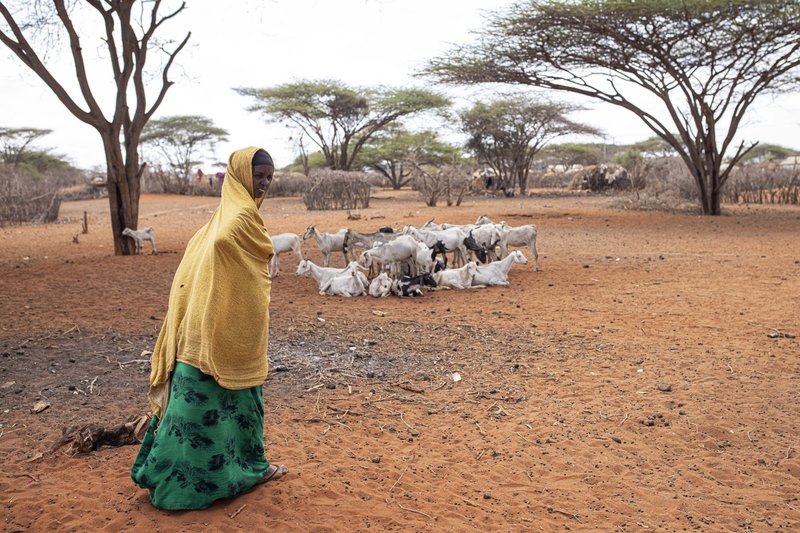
1, 190, 798, 532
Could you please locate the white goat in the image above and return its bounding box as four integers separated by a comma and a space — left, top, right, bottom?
402, 226, 468, 268
476, 216, 539, 271
296, 259, 367, 292
302, 225, 348, 267
269, 232, 302, 277
471, 250, 528, 287
319, 269, 367, 297
499, 224, 539, 271
358, 235, 419, 276
122, 227, 157, 255
368, 272, 393, 297
432, 261, 478, 290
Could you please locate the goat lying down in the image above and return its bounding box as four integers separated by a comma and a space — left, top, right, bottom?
391, 272, 437, 297
296, 259, 368, 294
432, 261, 478, 290
122, 227, 157, 255
319, 268, 367, 297
368, 272, 393, 297
471, 250, 528, 287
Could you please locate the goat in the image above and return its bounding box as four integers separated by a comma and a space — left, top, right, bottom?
471, 250, 528, 287
402, 226, 468, 268
296, 259, 367, 292
268, 232, 302, 276
302, 225, 348, 267
391, 272, 437, 297
498, 223, 540, 271
319, 268, 367, 297
342, 229, 395, 265
477, 216, 540, 270
432, 261, 478, 290
463, 230, 488, 264
368, 272, 393, 297
122, 227, 157, 255
429, 239, 448, 269
358, 235, 418, 277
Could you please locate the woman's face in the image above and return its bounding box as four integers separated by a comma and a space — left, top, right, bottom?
252, 164, 274, 200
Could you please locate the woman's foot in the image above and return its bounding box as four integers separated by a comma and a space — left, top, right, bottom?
257, 464, 288, 484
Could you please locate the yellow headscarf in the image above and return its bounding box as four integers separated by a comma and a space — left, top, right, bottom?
147, 146, 274, 418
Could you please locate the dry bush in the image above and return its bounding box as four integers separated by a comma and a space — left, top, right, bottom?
303, 169, 371, 210
413, 162, 472, 207
612, 157, 698, 212
0, 164, 65, 226
268, 171, 311, 198
723, 164, 799, 205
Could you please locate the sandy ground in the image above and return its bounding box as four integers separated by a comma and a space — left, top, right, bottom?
1, 190, 799, 532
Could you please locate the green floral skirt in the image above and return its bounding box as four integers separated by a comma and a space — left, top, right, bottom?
131, 362, 270, 510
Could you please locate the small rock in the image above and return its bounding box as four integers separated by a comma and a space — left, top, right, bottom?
641, 419, 655, 427
483, 491, 492, 499
325, 383, 336, 390
611, 436, 622, 444
274, 366, 289, 372
366, 371, 375, 379
31, 401, 50, 414
1, 381, 15, 389
757, 458, 766, 466
372, 456, 382, 464
413, 372, 430, 382
657, 383, 672, 392
68, 385, 76, 391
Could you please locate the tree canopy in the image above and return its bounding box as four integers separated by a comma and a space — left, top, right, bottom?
460, 96, 600, 194
236, 80, 451, 171
424, 0, 800, 214
0, 127, 52, 170
0, 1, 190, 253
141, 115, 228, 183
356, 128, 460, 189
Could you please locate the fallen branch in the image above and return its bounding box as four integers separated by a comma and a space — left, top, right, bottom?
397, 502, 432, 519
228, 503, 247, 519
546, 505, 580, 522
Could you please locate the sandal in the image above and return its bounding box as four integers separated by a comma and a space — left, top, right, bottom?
257, 464, 288, 484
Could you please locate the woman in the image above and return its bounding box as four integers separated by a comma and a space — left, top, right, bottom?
131, 147, 287, 510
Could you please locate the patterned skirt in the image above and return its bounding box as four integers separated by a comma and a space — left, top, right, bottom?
130, 362, 270, 510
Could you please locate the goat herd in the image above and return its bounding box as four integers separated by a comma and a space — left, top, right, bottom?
270, 215, 540, 298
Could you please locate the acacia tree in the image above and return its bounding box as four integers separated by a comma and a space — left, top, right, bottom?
0, 1, 190, 253
356, 128, 458, 189
461, 97, 600, 195
540, 143, 604, 170
141, 115, 228, 183
0, 127, 51, 169
236, 80, 451, 171
425, 0, 800, 215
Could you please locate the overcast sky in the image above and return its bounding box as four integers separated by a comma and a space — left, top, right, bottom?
2, 0, 799, 171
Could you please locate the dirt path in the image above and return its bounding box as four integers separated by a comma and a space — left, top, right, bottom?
1, 191, 799, 531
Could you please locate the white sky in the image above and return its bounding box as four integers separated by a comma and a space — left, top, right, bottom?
2, 0, 800, 171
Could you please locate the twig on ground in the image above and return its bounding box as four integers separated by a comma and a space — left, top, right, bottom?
388, 466, 407, 496
619, 413, 628, 426
89, 376, 98, 395
546, 505, 580, 522
397, 502, 432, 519
461, 497, 489, 511
228, 503, 247, 519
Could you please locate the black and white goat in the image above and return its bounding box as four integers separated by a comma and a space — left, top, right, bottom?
463, 231, 488, 264
391, 272, 437, 297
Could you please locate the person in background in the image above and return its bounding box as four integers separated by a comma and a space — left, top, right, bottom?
131, 146, 287, 510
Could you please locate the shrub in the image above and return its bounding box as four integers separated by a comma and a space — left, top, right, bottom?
303, 169, 371, 210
